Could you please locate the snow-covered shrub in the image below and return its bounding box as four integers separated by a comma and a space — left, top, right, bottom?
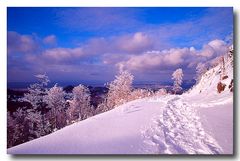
67, 84, 92, 123
129, 89, 149, 100
155, 88, 167, 96
106, 70, 134, 109
94, 102, 108, 115
45, 84, 66, 130
172, 68, 184, 94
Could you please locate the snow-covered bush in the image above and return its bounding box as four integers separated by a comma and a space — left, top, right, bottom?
129, 89, 149, 100
67, 84, 92, 123
45, 84, 66, 130
94, 102, 108, 115
106, 70, 134, 109
155, 88, 167, 96
172, 68, 184, 94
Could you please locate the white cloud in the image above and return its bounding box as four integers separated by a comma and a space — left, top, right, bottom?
200, 45, 215, 57
116, 49, 186, 71
199, 39, 227, 58
208, 39, 227, 55
116, 32, 153, 53
42, 47, 84, 62
116, 39, 229, 72
7, 31, 38, 54
43, 35, 57, 45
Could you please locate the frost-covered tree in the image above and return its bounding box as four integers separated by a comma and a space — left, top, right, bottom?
7, 108, 36, 147
66, 100, 76, 124
172, 68, 184, 94
196, 63, 207, 82
7, 112, 15, 148
23, 74, 50, 136
24, 74, 50, 110
45, 84, 66, 130
67, 84, 92, 122
106, 70, 134, 109
10, 108, 31, 146
25, 109, 49, 140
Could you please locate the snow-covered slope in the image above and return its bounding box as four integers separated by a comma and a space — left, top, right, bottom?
8, 98, 167, 154
8, 53, 233, 155
187, 52, 233, 98
182, 53, 233, 154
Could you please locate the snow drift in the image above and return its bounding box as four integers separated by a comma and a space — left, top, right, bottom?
8, 50, 233, 154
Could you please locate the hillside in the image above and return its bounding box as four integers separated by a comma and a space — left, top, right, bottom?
7, 51, 233, 154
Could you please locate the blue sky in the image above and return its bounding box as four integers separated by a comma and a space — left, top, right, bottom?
7, 7, 233, 84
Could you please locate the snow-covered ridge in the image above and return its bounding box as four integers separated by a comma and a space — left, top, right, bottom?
188, 47, 233, 96
8, 48, 233, 154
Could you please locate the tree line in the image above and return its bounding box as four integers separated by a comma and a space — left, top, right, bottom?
7, 68, 185, 148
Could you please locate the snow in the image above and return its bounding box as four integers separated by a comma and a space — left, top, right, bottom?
8, 98, 165, 154
198, 103, 233, 154
141, 94, 231, 154
8, 94, 232, 154
7, 53, 233, 154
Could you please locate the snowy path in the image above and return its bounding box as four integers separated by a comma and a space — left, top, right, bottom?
141, 96, 223, 154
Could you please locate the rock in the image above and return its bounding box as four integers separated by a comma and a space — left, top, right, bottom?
222, 75, 228, 80
217, 82, 226, 93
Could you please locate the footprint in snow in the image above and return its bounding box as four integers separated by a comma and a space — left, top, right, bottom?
141, 97, 223, 154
